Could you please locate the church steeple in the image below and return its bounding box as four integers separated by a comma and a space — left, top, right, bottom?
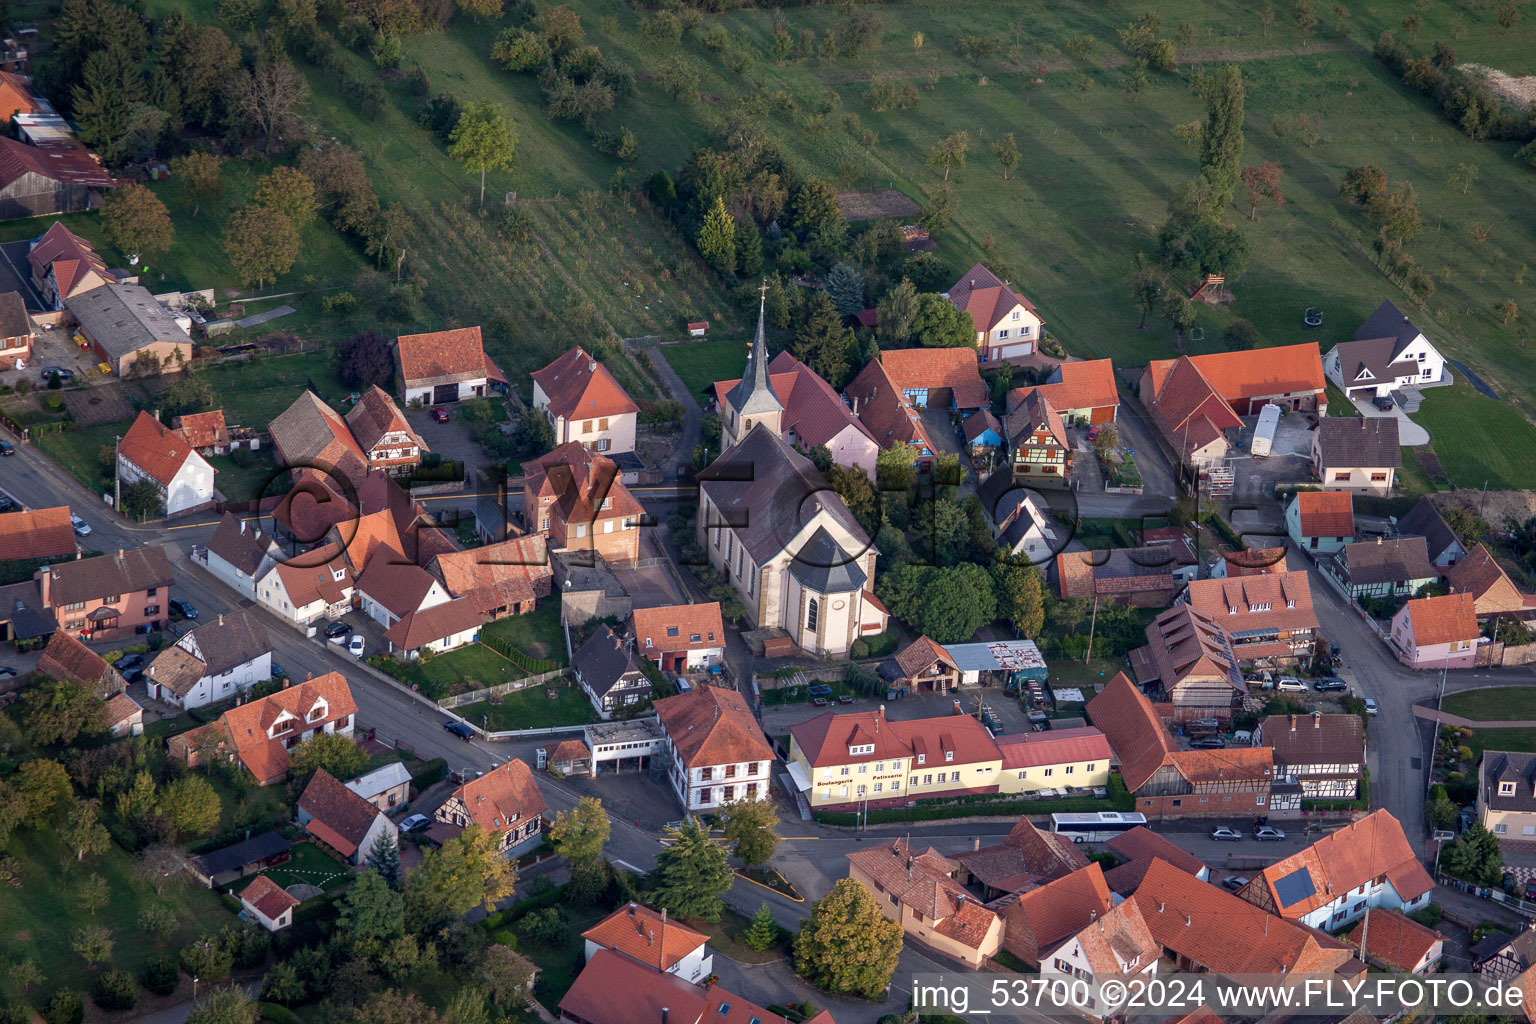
721, 283, 783, 450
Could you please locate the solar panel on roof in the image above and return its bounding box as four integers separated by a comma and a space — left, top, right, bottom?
1274, 866, 1316, 908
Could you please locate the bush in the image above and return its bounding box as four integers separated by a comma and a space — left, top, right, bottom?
92, 970, 138, 1012
43, 990, 83, 1024
411, 758, 448, 789
1407, 904, 1444, 928
258, 1004, 300, 1024
862, 632, 898, 658
141, 955, 180, 996
490, 930, 518, 948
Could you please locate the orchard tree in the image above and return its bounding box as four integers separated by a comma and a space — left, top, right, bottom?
650, 818, 733, 922
1160, 291, 1197, 347
170, 152, 224, 216
1497, 300, 1519, 326
927, 131, 970, 180
405, 825, 516, 926
186, 986, 258, 1024
157, 775, 221, 840
1340, 164, 1387, 205
794, 877, 903, 998
549, 796, 610, 867
61, 800, 111, 861
448, 102, 518, 206
1448, 162, 1478, 195
72, 925, 114, 965
254, 166, 319, 228
103, 184, 174, 259
222, 207, 299, 287
993, 132, 1019, 180
16, 759, 74, 824
226, 56, 308, 153
719, 798, 779, 868
1129, 253, 1163, 330
1241, 160, 1284, 220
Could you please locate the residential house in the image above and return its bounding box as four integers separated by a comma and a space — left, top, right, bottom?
1325, 300, 1447, 399
67, 281, 193, 376
558, 949, 813, 1024
1474, 925, 1536, 978
1127, 604, 1246, 718
202, 512, 278, 600
0, 579, 54, 650
239, 875, 299, 933
993, 726, 1113, 796
1041, 899, 1160, 1018
521, 442, 644, 565
1396, 495, 1467, 567
396, 326, 505, 405
1183, 570, 1321, 667
383, 598, 486, 660
1479, 751, 1536, 842
944, 262, 1045, 362
1055, 541, 1197, 606
1254, 712, 1366, 800
875, 346, 990, 414
1006, 388, 1072, 488
172, 672, 358, 785
1138, 355, 1242, 468
255, 542, 355, 631
654, 685, 775, 812
106, 692, 143, 737
36, 545, 174, 638
1326, 536, 1437, 600
953, 815, 1088, 899
1102, 825, 1211, 896
1347, 909, 1444, 974
697, 423, 885, 657
0, 506, 75, 566
714, 348, 878, 476
28, 221, 108, 309
998, 862, 1114, 966
572, 625, 653, 719
1313, 416, 1402, 495
0, 71, 38, 121
0, 135, 114, 222
845, 352, 940, 469
1448, 544, 1536, 619
963, 409, 1005, 460
1234, 810, 1434, 930
991, 488, 1059, 562
430, 535, 553, 619
345, 386, 428, 477
630, 602, 725, 673
430, 758, 546, 855
1142, 343, 1328, 416
846, 838, 1004, 965
1086, 673, 1276, 819
146, 609, 272, 710
297, 768, 398, 866
0, 290, 31, 369
786, 705, 1002, 813
1390, 592, 1480, 669
173, 410, 232, 456
116, 411, 217, 518
1286, 490, 1355, 553
269, 390, 369, 486
355, 547, 452, 629
531, 346, 640, 455
1009, 358, 1121, 426
542, 738, 592, 777
328, 506, 408, 578
885, 635, 961, 694
1210, 546, 1288, 578
35, 628, 123, 697
581, 902, 713, 984
344, 762, 412, 813
1133, 858, 1353, 975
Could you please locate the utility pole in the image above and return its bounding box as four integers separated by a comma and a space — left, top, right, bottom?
1084, 595, 1099, 665
1425, 649, 1451, 799
113, 434, 120, 510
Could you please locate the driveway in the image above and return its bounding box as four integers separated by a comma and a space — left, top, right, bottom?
1113, 401, 1177, 498
1344, 395, 1430, 446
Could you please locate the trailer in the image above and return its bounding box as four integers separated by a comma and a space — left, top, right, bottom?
1250, 402, 1281, 457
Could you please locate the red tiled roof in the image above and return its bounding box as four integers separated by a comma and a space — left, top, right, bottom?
1448, 544, 1536, 614
581, 902, 709, 972
1168, 746, 1272, 785
355, 546, 442, 619
1405, 592, 1479, 646
1085, 673, 1178, 792
28, 221, 107, 300
561, 949, 792, 1024
713, 350, 875, 451
531, 346, 639, 421
118, 411, 201, 486
218, 674, 358, 784
105, 691, 141, 729
995, 727, 1112, 771
450, 758, 547, 835
36, 628, 121, 694
1061, 898, 1160, 975
849, 838, 999, 948
877, 347, 990, 409
1220, 546, 1288, 576
894, 634, 953, 679
0, 72, 40, 122
345, 386, 425, 455
1007, 862, 1114, 957
947, 262, 1038, 333
631, 602, 725, 655
396, 326, 486, 384
521, 442, 645, 527
0, 505, 75, 562
544, 738, 589, 764
1347, 908, 1441, 972
656, 685, 774, 769
1295, 490, 1355, 538
241, 874, 300, 921
383, 596, 485, 651
269, 391, 367, 483
431, 535, 553, 613
1146, 356, 1242, 456
173, 410, 229, 451
298, 768, 384, 858
790, 706, 999, 769
1105, 826, 1208, 879
1145, 343, 1325, 403
846, 357, 934, 454
268, 542, 353, 609
1010, 358, 1120, 414
1245, 810, 1433, 920
0, 135, 113, 189
1185, 570, 1320, 636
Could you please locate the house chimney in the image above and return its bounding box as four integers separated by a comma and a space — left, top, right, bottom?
1289, 715, 1296, 732
662, 1009, 669, 1024
973, 836, 981, 852
589, 359, 596, 373
1314, 711, 1321, 728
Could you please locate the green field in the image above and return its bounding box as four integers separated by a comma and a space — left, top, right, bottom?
230, 841, 353, 895
659, 339, 749, 405
479, 604, 568, 665
1441, 686, 1536, 722
455, 682, 598, 732
1412, 383, 1536, 490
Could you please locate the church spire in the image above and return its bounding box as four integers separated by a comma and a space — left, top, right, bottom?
723, 281, 782, 421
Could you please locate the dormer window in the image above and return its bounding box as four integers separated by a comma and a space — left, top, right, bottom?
332, 567, 346, 582
308, 702, 327, 723
1501, 781, 1516, 795
917, 754, 925, 765
945, 750, 954, 762
848, 743, 874, 756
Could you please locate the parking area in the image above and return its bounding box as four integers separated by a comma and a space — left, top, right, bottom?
405, 403, 501, 472
0, 326, 101, 390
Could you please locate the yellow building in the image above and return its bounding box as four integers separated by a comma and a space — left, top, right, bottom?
994, 727, 1114, 796
846, 839, 1003, 966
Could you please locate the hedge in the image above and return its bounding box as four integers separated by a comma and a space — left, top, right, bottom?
258, 1004, 300, 1024
814, 775, 1132, 826
411, 757, 448, 789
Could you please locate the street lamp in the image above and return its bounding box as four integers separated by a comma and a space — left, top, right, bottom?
1425, 648, 1452, 799
192, 977, 199, 1002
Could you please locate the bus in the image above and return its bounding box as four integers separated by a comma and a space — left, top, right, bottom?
1049, 811, 1149, 843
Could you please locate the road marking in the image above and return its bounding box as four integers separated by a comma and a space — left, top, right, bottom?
613, 859, 645, 874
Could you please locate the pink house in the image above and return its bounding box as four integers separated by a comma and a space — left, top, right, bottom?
36, 547, 175, 639
1390, 592, 1480, 669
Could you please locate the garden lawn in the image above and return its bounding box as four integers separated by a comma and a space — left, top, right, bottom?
1071, 517, 1151, 550
455, 683, 597, 732
479, 604, 567, 665
0, 829, 229, 1004
388, 643, 530, 700
1441, 687, 1536, 722
1411, 383, 1536, 491
205, 448, 283, 507
517, 904, 613, 1007
1461, 728, 1536, 761
34, 421, 125, 491
230, 842, 353, 894
659, 340, 749, 405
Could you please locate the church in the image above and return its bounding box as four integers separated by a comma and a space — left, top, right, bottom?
698, 294, 888, 657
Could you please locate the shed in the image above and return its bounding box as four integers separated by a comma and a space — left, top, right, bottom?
943, 639, 1048, 686
687, 321, 707, 337
191, 830, 291, 888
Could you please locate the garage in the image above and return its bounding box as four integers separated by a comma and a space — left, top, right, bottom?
989, 340, 1034, 362
433, 382, 460, 404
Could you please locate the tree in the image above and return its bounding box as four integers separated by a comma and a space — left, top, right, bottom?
120, 478, 164, 521
794, 877, 903, 998
825, 262, 866, 317
1340, 164, 1388, 205
1439, 823, 1502, 887
1367, 181, 1421, 242
405, 825, 516, 927
444, 988, 489, 1024
92, 968, 138, 1012
1196, 65, 1245, 221
1427, 785, 1457, 831
158, 775, 221, 840
16, 758, 73, 824
338, 870, 406, 958
1448, 162, 1478, 195
1241, 160, 1284, 220
876, 442, 918, 492
695, 196, 736, 276
734, 222, 762, 277
456, 0, 501, 21
61, 800, 111, 862
72, 47, 144, 164
77, 872, 110, 915
1129, 254, 1163, 330
650, 818, 733, 922
13, 958, 43, 995
254, 166, 318, 228
186, 986, 257, 1024
367, 830, 402, 887
334, 333, 394, 392
549, 796, 610, 867
877, 564, 996, 644
535, 3, 583, 51
743, 902, 779, 951
480, 945, 534, 1008
225, 56, 308, 153
992, 562, 1046, 633
102, 184, 173, 259
72, 925, 114, 965
1160, 291, 1196, 346
492, 28, 551, 71
983, 132, 1020, 182
927, 131, 969, 180
24, 679, 106, 745
287, 733, 369, 782
876, 278, 919, 345
1497, 300, 1519, 326
720, 798, 779, 868
1497, 1, 1521, 31
44, 989, 84, 1024
911, 292, 975, 348
222, 207, 300, 288
827, 464, 880, 537
447, 102, 517, 206
793, 292, 850, 386
790, 179, 842, 239
1293, 0, 1318, 37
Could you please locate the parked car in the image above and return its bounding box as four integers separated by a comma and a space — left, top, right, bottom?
1373, 395, 1395, 411
325, 621, 351, 642
1086, 426, 1101, 442
0, 440, 13, 456
115, 653, 145, 671
1313, 678, 1348, 692
1254, 826, 1287, 841
40, 366, 74, 381
400, 814, 430, 833
0, 495, 15, 512
347, 634, 366, 658
271, 663, 289, 679
1210, 827, 1242, 842
169, 598, 198, 620
1363, 698, 1379, 715
70, 514, 92, 537
443, 721, 474, 740
0, 665, 16, 678
1190, 736, 1227, 749
1276, 677, 1308, 692
121, 667, 144, 684
431, 407, 450, 423
1223, 875, 1250, 891
1525, 878, 1536, 902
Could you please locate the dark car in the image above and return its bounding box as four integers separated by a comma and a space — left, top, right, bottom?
444, 721, 474, 741
1373, 395, 1395, 411
40, 366, 74, 381
169, 597, 198, 620
1223, 875, 1251, 891
0, 440, 13, 456
121, 667, 144, 684
1314, 678, 1348, 692
325, 620, 351, 640
271, 663, 289, 679
0, 496, 14, 512
0, 666, 16, 678
1190, 736, 1227, 749
1526, 878, 1536, 902
115, 653, 145, 671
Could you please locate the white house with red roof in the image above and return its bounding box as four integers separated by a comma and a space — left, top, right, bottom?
239, 875, 299, 932
582, 902, 713, 984
116, 411, 216, 517
713, 349, 877, 477
630, 602, 725, 673
345, 385, 427, 477
654, 685, 776, 811
531, 346, 640, 455
431, 757, 547, 855
945, 262, 1044, 363
396, 326, 506, 405
1008, 358, 1121, 427
1041, 898, 1160, 1016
